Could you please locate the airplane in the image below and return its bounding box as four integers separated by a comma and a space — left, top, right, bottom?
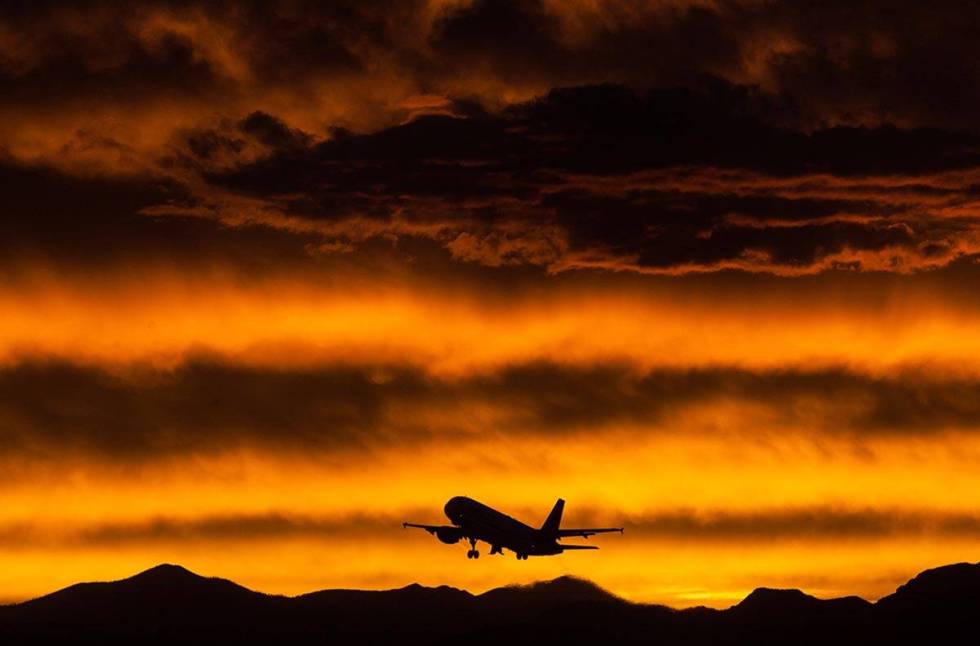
403, 496, 623, 560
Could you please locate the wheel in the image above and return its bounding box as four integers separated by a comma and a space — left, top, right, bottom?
474, 550, 480, 559
466, 550, 473, 559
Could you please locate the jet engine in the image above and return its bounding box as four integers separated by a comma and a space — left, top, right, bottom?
435, 527, 463, 544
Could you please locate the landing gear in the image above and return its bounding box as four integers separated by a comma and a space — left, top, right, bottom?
515, 553, 528, 560
466, 537, 480, 559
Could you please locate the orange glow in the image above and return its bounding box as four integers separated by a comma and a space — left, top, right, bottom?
1, 268, 980, 604
1, 270, 980, 375
2, 428, 980, 604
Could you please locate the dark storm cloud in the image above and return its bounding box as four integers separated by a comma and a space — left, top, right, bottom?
2, 360, 980, 460
429, 0, 744, 91
184, 82, 980, 275
4, 0, 980, 132
757, 0, 980, 130
216, 83, 980, 187
0, 1, 366, 108
3, 2, 980, 277
0, 159, 328, 275
426, 0, 980, 130
238, 111, 312, 152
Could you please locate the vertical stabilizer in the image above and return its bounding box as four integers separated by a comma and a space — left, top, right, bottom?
541, 498, 565, 536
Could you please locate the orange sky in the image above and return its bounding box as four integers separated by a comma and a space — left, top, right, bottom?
1, 269, 980, 605
3, 0, 980, 609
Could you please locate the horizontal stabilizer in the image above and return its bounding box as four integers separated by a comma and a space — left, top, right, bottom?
558, 527, 624, 538
559, 544, 599, 551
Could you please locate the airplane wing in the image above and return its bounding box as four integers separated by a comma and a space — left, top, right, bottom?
559, 544, 599, 550
557, 527, 624, 538
403, 522, 454, 535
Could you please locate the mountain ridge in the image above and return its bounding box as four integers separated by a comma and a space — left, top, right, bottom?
2, 561, 978, 644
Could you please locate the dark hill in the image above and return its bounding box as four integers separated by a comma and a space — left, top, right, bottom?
477, 575, 619, 610
732, 586, 871, 617
1, 563, 280, 642
1, 561, 979, 644
879, 561, 980, 608
25, 564, 264, 610
874, 562, 980, 641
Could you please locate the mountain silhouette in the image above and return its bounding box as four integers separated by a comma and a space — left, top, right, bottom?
477, 575, 618, 610
879, 561, 980, 608
2, 561, 979, 644
731, 586, 872, 617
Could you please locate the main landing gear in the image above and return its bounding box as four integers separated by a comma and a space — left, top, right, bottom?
515, 553, 528, 560
466, 537, 480, 559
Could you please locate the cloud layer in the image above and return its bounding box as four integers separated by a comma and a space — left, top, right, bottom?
4, 359, 980, 459
7, 506, 980, 550
4, 2, 980, 278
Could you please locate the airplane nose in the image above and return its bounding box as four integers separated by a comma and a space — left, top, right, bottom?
444, 497, 465, 522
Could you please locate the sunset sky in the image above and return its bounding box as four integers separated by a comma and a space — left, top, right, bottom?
3, 0, 980, 607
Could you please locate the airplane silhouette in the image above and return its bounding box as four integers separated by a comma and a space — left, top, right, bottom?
404, 496, 623, 560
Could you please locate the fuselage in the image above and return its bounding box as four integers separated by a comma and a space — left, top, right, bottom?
444, 496, 562, 556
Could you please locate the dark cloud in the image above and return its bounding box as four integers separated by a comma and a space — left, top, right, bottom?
3, 0, 980, 132
74, 512, 410, 546
0, 361, 434, 458
239, 111, 312, 152
759, 0, 980, 130
189, 83, 980, 275
2, 360, 980, 460
4, 506, 980, 549
428, 0, 980, 132
0, 511, 414, 549
0, 1, 365, 110
0, 159, 367, 278
3, 3, 980, 277
620, 507, 980, 541
484, 364, 980, 435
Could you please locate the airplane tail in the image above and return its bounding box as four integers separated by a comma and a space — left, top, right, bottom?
541, 498, 565, 537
